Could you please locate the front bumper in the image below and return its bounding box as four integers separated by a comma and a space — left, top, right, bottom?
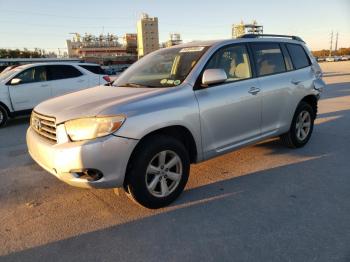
26, 127, 138, 189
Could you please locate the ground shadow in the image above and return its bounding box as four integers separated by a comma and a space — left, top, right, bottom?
2, 150, 350, 262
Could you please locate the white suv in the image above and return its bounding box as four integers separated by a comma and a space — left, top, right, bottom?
0, 62, 110, 126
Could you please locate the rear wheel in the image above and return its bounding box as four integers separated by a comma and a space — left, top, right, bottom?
0, 105, 8, 128
125, 135, 190, 209
280, 101, 315, 148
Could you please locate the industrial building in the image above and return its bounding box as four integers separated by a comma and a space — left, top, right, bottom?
136, 13, 159, 58
232, 20, 263, 38
66, 33, 137, 67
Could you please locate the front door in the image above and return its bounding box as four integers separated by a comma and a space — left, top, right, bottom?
195, 44, 262, 158
8, 66, 51, 111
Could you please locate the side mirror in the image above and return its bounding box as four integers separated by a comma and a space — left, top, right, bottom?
202, 69, 227, 86
10, 78, 22, 85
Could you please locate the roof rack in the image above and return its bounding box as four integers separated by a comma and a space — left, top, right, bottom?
238, 34, 305, 43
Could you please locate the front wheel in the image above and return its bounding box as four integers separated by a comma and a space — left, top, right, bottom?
0, 106, 9, 128
280, 101, 315, 148
125, 135, 190, 209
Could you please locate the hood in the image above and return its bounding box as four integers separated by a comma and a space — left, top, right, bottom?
34, 85, 166, 123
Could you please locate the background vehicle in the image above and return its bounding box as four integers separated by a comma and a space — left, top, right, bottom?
316, 57, 326, 62
0, 62, 110, 126
27, 35, 325, 208
326, 56, 341, 62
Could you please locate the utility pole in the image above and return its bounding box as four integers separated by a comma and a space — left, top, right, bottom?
329, 31, 333, 57
334, 32, 339, 55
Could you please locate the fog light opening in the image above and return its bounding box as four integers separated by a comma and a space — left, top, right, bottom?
72, 169, 103, 182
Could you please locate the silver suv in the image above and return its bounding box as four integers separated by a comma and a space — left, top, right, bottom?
27, 34, 325, 209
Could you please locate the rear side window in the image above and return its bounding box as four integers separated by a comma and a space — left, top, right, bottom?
286, 44, 311, 70
47, 65, 82, 80
251, 43, 286, 76
79, 65, 105, 75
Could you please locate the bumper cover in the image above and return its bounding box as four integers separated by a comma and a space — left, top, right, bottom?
26, 127, 138, 189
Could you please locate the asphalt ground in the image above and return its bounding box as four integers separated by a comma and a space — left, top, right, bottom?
0, 61, 349, 262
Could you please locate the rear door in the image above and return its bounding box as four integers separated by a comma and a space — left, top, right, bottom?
8, 65, 51, 111
195, 44, 262, 157
250, 42, 293, 135
285, 43, 314, 88
47, 65, 87, 97
78, 65, 105, 85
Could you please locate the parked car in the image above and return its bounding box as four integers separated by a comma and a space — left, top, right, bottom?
316, 57, 326, 62
326, 56, 341, 62
27, 34, 325, 208
0, 62, 110, 126
341, 56, 350, 61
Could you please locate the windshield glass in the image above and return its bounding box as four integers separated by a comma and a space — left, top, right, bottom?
114, 46, 208, 88
0, 67, 20, 80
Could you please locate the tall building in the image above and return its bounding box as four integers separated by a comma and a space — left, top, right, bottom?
232, 20, 263, 38
137, 13, 159, 58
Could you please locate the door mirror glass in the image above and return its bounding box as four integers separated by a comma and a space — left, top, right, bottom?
10, 78, 22, 85
202, 69, 227, 86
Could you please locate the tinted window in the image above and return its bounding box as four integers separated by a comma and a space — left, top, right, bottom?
79, 65, 105, 75
205, 45, 252, 82
251, 43, 286, 76
15, 66, 47, 84
47, 65, 82, 80
286, 44, 311, 69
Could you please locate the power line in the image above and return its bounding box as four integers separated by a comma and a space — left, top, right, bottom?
0, 9, 134, 20
0, 20, 135, 29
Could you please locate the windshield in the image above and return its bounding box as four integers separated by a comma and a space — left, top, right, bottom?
0, 67, 20, 80
114, 46, 208, 88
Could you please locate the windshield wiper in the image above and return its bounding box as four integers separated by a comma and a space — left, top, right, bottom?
120, 82, 160, 88
122, 82, 149, 88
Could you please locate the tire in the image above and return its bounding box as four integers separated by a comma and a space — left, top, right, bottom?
280, 101, 315, 148
0, 105, 9, 128
125, 135, 190, 209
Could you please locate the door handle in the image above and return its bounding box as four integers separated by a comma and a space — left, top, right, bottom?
41, 84, 49, 87
77, 79, 85, 83
291, 80, 302, 85
248, 87, 261, 95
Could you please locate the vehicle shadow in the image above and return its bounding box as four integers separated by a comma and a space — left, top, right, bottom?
5, 116, 30, 127
2, 148, 349, 262
320, 81, 350, 99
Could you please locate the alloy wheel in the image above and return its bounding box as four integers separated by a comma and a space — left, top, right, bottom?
145, 150, 183, 198
296, 110, 311, 141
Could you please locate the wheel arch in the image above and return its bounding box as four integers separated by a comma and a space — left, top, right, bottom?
299, 94, 318, 119
0, 101, 11, 117
132, 125, 198, 163
123, 124, 198, 191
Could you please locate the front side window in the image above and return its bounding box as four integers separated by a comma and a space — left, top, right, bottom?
286, 44, 311, 70
204, 44, 252, 82
15, 66, 47, 84
251, 43, 286, 76
47, 65, 82, 81
114, 46, 208, 88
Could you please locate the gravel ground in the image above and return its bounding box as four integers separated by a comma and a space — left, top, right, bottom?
0, 61, 349, 262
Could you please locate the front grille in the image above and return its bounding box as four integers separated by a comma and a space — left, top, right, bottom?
31, 111, 57, 143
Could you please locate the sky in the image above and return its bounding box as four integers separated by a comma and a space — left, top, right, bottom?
0, 0, 349, 52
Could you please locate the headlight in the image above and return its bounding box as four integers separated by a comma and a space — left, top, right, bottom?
65, 115, 126, 141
